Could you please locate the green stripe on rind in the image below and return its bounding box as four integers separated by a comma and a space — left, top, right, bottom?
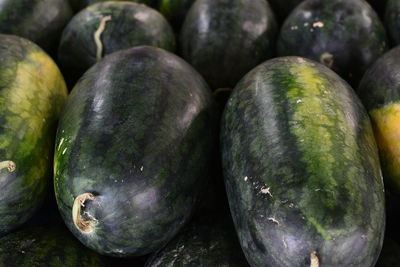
0, 34, 68, 236
54, 46, 217, 257
0, 226, 107, 266
221, 57, 385, 266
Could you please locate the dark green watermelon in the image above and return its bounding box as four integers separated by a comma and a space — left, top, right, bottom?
0, 226, 107, 266
54, 46, 218, 257
180, 0, 277, 90
221, 57, 385, 266
0, 0, 72, 54
277, 0, 388, 87
0, 34, 68, 236
358, 47, 400, 194
69, 0, 156, 12
385, 0, 400, 45
157, 0, 195, 31
58, 1, 175, 88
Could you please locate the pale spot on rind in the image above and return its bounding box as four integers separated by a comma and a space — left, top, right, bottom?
297, 57, 307, 63
268, 217, 280, 225
313, 21, 324, 28
58, 138, 65, 151
260, 186, 273, 197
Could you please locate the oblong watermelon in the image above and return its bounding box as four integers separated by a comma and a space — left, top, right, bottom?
277, 0, 388, 87
0, 0, 72, 54
180, 0, 277, 90
0, 34, 68, 236
58, 1, 175, 87
358, 47, 400, 194
0, 226, 107, 266
221, 57, 385, 266
54, 46, 218, 257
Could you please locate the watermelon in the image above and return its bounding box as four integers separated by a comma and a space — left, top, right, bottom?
221, 56, 385, 266
358, 47, 400, 194
54, 46, 218, 257
277, 0, 388, 87
0, 0, 72, 54
58, 1, 175, 88
0, 226, 107, 266
0, 34, 68, 236
180, 0, 277, 90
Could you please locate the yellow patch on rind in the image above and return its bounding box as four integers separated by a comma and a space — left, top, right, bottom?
370, 103, 400, 191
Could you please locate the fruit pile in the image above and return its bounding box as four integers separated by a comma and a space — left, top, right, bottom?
0, 0, 399, 266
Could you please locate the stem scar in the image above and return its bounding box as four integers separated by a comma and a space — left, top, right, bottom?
310, 251, 319, 267
94, 15, 112, 61
72, 193, 97, 233
0, 160, 16, 172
